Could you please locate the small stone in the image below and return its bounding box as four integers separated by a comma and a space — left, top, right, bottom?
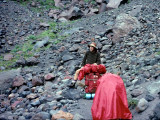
4, 54, 13, 61
44, 73, 55, 81
136, 98, 148, 112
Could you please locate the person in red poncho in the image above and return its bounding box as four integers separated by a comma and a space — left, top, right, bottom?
74, 42, 101, 80
91, 72, 132, 120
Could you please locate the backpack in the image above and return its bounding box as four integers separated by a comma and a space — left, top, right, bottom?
85, 73, 101, 93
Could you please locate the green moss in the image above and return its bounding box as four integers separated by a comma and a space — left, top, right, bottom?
127, 0, 131, 3
27, 35, 39, 40
157, 51, 160, 55
128, 98, 138, 108
0, 18, 72, 71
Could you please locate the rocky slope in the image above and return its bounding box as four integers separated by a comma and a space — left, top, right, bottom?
0, 0, 160, 120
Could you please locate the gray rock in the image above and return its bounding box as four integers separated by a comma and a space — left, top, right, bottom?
31, 98, 41, 107
129, 5, 142, 17
153, 103, 160, 120
31, 112, 51, 120
62, 88, 81, 100
69, 44, 80, 52
12, 75, 25, 87
0, 68, 21, 92
101, 45, 112, 52
145, 94, 155, 102
34, 37, 49, 49
18, 116, 26, 120
73, 113, 84, 120
32, 76, 43, 87
131, 88, 143, 97
26, 57, 39, 66
62, 54, 74, 62
136, 98, 149, 112
112, 13, 140, 39
147, 80, 160, 94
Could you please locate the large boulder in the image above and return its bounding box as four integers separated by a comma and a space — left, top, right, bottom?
106, 0, 123, 9
110, 13, 140, 41
0, 68, 21, 92
52, 110, 74, 120
12, 75, 25, 87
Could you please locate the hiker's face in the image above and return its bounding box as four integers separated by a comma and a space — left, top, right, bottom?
90, 46, 94, 52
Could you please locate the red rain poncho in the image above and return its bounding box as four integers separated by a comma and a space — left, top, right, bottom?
91, 73, 132, 120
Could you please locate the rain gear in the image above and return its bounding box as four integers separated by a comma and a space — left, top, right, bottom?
91, 73, 132, 120
78, 64, 106, 93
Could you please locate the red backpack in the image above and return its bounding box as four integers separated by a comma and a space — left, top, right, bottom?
85, 73, 101, 93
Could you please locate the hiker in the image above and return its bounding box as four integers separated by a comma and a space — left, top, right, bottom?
91, 72, 132, 120
74, 42, 101, 80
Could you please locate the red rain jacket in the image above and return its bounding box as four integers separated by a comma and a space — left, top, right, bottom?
91, 73, 132, 120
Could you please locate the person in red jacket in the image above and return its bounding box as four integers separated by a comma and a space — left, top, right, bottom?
74, 42, 101, 80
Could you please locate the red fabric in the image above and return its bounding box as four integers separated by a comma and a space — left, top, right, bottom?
91, 73, 132, 120
78, 64, 106, 80
85, 73, 101, 93
84, 64, 91, 74
78, 69, 85, 80
91, 64, 98, 73
97, 64, 106, 74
